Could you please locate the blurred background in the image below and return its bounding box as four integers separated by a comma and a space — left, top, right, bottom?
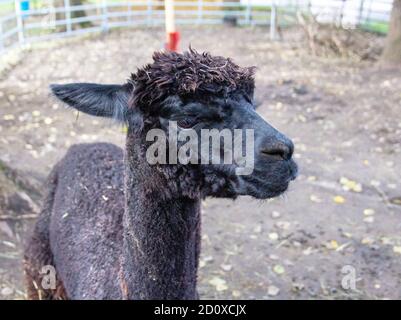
0, 0, 400, 299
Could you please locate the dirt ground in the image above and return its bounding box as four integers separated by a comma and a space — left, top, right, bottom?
0, 26, 400, 300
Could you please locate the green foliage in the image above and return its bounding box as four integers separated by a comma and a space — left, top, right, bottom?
361, 21, 389, 34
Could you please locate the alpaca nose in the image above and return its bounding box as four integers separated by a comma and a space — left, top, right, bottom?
260, 139, 294, 161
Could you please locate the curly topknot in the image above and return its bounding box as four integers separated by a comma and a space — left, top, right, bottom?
129, 48, 256, 110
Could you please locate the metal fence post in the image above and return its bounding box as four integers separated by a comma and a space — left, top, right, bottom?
0, 21, 3, 52
102, 0, 108, 32
197, 0, 203, 25
147, 0, 152, 26
366, 0, 372, 24
339, 0, 346, 26
64, 0, 72, 34
15, 0, 25, 44
270, 1, 277, 40
358, 0, 365, 25
245, 0, 251, 25
128, 2, 132, 24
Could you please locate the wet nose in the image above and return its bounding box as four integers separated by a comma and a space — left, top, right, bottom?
260, 139, 294, 161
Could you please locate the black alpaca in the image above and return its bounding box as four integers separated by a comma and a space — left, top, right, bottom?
24, 49, 297, 300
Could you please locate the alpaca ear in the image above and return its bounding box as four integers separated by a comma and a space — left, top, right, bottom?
50, 83, 132, 122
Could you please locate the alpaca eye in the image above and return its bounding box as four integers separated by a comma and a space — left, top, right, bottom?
177, 119, 197, 129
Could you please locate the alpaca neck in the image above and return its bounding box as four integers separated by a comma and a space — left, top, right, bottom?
120, 132, 201, 299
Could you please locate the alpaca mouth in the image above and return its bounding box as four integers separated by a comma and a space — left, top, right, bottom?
234, 175, 291, 199
248, 180, 290, 199
234, 160, 298, 199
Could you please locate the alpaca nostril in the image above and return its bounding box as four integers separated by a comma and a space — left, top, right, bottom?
261, 141, 293, 161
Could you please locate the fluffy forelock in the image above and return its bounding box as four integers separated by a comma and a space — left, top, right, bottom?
128, 48, 256, 111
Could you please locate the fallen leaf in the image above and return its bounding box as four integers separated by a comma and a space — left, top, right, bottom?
292, 241, 301, 247
335, 242, 350, 252
2, 241, 16, 248
326, 240, 339, 250
220, 264, 232, 272
302, 247, 314, 255
390, 197, 401, 205
393, 246, 401, 254
342, 231, 353, 238
3, 114, 15, 121
267, 285, 280, 296
275, 221, 291, 230
370, 180, 381, 187
292, 282, 305, 291
271, 211, 281, 219
386, 161, 394, 168
1, 287, 13, 296
232, 290, 241, 298
333, 195, 345, 204
209, 277, 228, 291
363, 209, 375, 216
380, 237, 393, 245
268, 232, 279, 241
310, 194, 323, 203
273, 264, 285, 275
44, 117, 53, 125
361, 237, 374, 245
363, 216, 375, 223
340, 177, 362, 193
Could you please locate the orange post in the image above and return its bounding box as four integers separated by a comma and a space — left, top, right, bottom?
165, 0, 180, 51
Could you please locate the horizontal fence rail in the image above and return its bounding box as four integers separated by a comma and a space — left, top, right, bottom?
0, 0, 395, 55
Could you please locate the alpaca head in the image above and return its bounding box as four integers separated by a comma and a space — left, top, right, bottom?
51, 49, 297, 200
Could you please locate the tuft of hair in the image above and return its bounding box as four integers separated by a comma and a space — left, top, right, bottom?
129, 48, 256, 111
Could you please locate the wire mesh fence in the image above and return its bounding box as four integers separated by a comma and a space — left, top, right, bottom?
0, 0, 395, 55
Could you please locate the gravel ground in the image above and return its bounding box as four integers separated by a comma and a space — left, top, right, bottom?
0, 25, 400, 300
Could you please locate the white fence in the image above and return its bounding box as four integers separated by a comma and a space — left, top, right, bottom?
0, 0, 395, 55
307, 0, 393, 25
